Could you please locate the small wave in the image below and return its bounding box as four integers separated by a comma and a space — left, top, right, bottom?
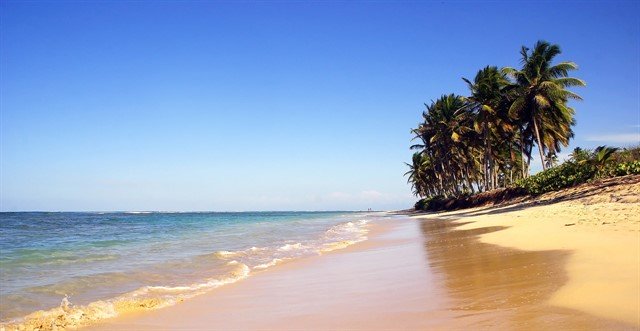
212, 246, 268, 260
317, 220, 369, 254
253, 258, 288, 270
0, 262, 250, 331
277, 243, 306, 252
129, 261, 250, 295
1, 219, 372, 331
325, 220, 369, 236
213, 250, 239, 258
319, 240, 359, 253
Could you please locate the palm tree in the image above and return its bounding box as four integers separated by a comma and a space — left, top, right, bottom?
407, 41, 587, 200
504, 41, 585, 170
463, 66, 513, 190
404, 152, 429, 197
570, 147, 590, 163
591, 146, 619, 171
411, 94, 476, 196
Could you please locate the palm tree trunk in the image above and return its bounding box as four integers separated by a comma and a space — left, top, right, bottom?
484, 123, 491, 191
508, 142, 514, 185
488, 147, 493, 190
451, 169, 461, 195
438, 161, 446, 196
519, 127, 526, 178
532, 116, 547, 171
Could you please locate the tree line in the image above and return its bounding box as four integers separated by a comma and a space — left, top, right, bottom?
406, 40, 585, 198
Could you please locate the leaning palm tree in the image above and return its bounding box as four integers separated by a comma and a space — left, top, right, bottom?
504, 41, 585, 170
405, 152, 429, 197
410, 94, 476, 197
427, 94, 476, 195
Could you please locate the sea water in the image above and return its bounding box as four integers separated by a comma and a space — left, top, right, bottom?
0, 211, 373, 329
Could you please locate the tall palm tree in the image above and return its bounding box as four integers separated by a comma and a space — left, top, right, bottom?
504, 41, 585, 170
463, 66, 513, 190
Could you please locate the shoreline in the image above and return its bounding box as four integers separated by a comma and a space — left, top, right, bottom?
7, 181, 637, 330
92, 190, 638, 330
0, 214, 374, 331
93, 218, 465, 330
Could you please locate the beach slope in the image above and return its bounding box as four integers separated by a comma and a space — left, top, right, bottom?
415, 175, 640, 326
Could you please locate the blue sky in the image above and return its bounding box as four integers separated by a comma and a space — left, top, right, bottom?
1, 1, 638, 211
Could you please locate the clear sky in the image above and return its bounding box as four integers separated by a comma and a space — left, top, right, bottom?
1, 1, 639, 211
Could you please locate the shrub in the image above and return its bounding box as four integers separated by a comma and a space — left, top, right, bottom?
612, 146, 640, 163
415, 195, 444, 210
414, 188, 527, 211
515, 158, 640, 195
596, 160, 640, 178
515, 161, 595, 195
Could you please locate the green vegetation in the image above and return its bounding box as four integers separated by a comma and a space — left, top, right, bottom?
406, 40, 639, 210
414, 146, 640, 210
515, 146, 640, 194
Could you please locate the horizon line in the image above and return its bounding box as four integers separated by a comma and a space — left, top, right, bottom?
0, 209, 387, 213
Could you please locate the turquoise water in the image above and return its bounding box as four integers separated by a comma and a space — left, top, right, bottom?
0, 211, 372, 325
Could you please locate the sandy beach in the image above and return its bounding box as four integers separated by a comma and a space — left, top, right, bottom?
420, 175, 640, 327
89, 177, 640, 330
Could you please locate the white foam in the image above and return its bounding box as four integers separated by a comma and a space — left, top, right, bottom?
277, 243, 306, 251
1, 219, 372, 331
0, 262, 252, 331
253, 258, 288, 270
214, 250, 239, 257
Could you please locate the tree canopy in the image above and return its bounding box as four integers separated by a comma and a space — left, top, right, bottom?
406, 40, 584, 198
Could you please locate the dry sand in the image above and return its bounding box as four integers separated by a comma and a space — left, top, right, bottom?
90, 176, 639, 330
416, 175, 640, 327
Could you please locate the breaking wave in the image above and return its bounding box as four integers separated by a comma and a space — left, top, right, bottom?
0, 261, 250, 331
0, 219, 370, 331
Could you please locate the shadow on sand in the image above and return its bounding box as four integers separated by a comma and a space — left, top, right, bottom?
417, 175, 640, 219
418, 218, 634, 329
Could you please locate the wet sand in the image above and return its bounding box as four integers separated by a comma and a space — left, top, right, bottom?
92, 215, 634, 330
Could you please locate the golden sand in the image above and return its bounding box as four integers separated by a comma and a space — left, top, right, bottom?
416, 175, 640, 326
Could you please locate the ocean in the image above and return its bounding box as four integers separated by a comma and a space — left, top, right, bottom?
0, 211, 373, 328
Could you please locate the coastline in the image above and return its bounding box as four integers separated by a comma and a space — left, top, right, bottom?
91, 185, 638, 330
0, 213, 373, 331
91, 218, 456, 330
9, 178, 637, 330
